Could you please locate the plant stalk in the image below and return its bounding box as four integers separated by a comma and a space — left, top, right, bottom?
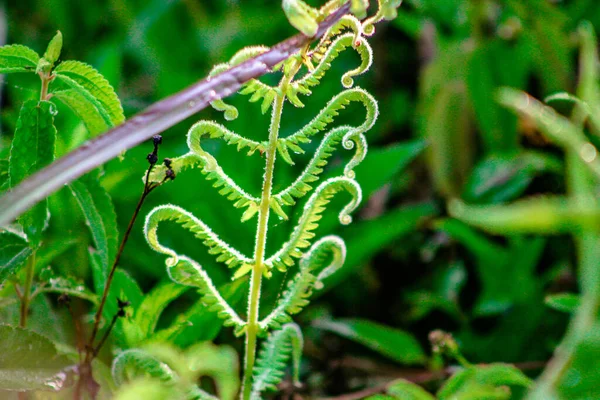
0, 1, 351, 229
19, 250, 36, 328
241, 63, 299, 400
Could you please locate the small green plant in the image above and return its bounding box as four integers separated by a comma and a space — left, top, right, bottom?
137, 1, 399, 398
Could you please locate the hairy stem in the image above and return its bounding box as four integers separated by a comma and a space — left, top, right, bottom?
241, 63, 299, 400
19, 250, 36, 328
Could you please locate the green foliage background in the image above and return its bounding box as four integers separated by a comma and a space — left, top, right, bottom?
2, 0, 600, 398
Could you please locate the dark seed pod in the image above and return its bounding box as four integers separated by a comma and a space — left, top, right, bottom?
153, 135, 163, 145
147, 153, 158, 164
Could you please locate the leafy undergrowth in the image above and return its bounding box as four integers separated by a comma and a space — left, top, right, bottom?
1, 0, 600, 399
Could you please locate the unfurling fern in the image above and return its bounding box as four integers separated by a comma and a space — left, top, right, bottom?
142, 1, 399, 399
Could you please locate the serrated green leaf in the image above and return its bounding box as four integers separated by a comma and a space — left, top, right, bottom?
70, 170, 119, 276
52, 89, 111, 136
121, 282, 188, 347
545, 293, 580, 314
315, 319, 426, 365
0, 44, 39, 73
8, 100, 57, 245
0, 231, 32, 283
54, 60, 124, 126
0, 325, 72, 391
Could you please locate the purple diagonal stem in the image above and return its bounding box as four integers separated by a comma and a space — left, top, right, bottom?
0, 3, 351, 227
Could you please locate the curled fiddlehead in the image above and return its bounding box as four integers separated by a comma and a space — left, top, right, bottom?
266, 177, 361, 272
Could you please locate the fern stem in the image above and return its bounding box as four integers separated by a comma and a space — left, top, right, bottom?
241, 63, 299, 400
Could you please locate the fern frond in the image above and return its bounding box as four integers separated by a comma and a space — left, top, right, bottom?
363, 0, 403, 36
145, 204, 252, 271
266, 177, 361, 272
281, 87, 377, 146
148, 121, 262, 220
273, 126, 364, 209
250, 323, 303, 400
277, 88, 377, 167
167, 256, 246, 335
259, 236, 346, 331
145, 206, 248, 333
208, 46, 272, 118
314, 15, 363, 56
294, 33, 372, 94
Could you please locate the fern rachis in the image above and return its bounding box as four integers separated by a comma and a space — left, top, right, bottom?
143, 1, 399, 398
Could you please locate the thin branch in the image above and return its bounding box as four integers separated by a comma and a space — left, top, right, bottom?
0, 2, 351, 227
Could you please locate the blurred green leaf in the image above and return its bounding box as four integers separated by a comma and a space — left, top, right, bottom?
438, 219, 545, 315
438, 363, 532, 400
386, 379, 436, 400
558, 322, 600, 399
0, 325, 72, 391
463, 151, 562, 204
121, 282, 188, 346
545, 293, 580, 314
315, 318, 426, 365
324, 202, 437, 289
0, 231, 32, 283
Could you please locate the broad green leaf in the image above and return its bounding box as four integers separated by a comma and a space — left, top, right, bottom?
0, 44, 39, 73
53, 60, 124, 126
121, 282, 188, 346
386, 379, 436, 400
0, 231, 32, 283
545, 293, 580, 314
0, 325, 72, 391
315, 319, 426, 365
463, 152, 562, 204
70, 170, 119, 278
438, 364, 532, 400
558, 322, 600, 399
52, 89, 110, 136
8, 100, 57, 245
